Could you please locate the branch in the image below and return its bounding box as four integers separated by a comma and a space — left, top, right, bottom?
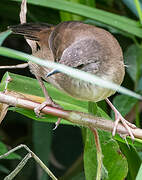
0, 92, 142, 139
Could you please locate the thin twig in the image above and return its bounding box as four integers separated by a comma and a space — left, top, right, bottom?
0, 144, 27, 159
20, 0, 36, 50
0, 63, 28, 69
4, 153, 32, 180
20, 0, 27, 24
0, 144, 58, 180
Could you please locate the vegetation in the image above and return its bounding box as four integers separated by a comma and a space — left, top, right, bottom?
0, 0, 142, 180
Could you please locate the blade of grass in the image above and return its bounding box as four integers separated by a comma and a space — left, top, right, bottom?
136, 164, 142, 180
60, 0, 85, 21
134, 0, 142, 24
60, 0, 95, 21
11, 0, 142, 38
0, 30, 12, 46
0, 47, 142, 101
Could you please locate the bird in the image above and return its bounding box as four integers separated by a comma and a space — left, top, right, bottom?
8, 21, 136, 139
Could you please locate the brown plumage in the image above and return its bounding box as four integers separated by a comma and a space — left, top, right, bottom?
9, 21, 125, 102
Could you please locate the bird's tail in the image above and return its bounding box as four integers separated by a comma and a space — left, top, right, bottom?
8, 23, 53, 41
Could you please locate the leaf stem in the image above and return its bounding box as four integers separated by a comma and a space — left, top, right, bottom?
88, 102, 103, 179
91, 128, 103, 180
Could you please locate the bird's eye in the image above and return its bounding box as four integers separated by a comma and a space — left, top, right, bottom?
36, 43, 41, 51
77, 64, 84, 69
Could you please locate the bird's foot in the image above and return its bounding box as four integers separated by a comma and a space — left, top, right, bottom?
34, 75, 62, 127
105, 98, 136, 140
34, 99, 61, 117
34, 99, 62, 128
112, 108, 136, 141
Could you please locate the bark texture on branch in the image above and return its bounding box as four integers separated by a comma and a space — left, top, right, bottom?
0, 92, 142, 139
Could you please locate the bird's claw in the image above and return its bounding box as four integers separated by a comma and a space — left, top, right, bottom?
34, 101, 49, 117
34, 101, 62, 117
53, 118, 61, 130
113, 111, 136, 141
34, 101, 62, 129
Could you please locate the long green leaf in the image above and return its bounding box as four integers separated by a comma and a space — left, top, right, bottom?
11, 0, 142, 38
60, 0, 95, 21
0, 72, 88, 125
0, 47, 142, 101
134, 0, 142, 24
0, 30, 11, 46
136, 164, 142, 180
1, 72, 88, 109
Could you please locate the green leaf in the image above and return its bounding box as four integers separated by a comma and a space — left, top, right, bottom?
11, 0, 142, 37
84, 19, 135, 39
60, 0, 95, 22
0, 72, 88, 109
0, 30, 11, 46
122, 0, 139, 17
137, 76, 142, 92
1, 72, 87, 125
84, 102, 128, 180
124, 44, 142, 84
84, 129, 98, 180
87, 102, 104, 180
1, 71, 142, 163
9, 107, 74, 125
0, 47, 142, 101
118, 142, 141, 180
114, 135, 142, 148
0, 141, 21, 160
136, 164, 142, 180
33, 121, 52, 180
60, 0, 84, 21
4, 74, 104, 126
84, 129, 128, 180
0, 164, 10, 174
134, 0, 142, 24
112, 94, 138, 117
71, 172, 85, 180
1, 72, 142, 147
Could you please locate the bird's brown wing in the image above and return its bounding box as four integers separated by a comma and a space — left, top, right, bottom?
49, 21, 103, 74
49, 21, 83, 62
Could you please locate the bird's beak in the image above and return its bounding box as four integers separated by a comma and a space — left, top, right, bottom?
46, 69, 60, 78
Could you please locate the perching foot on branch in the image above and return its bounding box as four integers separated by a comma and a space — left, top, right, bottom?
106, 98, 136, 140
